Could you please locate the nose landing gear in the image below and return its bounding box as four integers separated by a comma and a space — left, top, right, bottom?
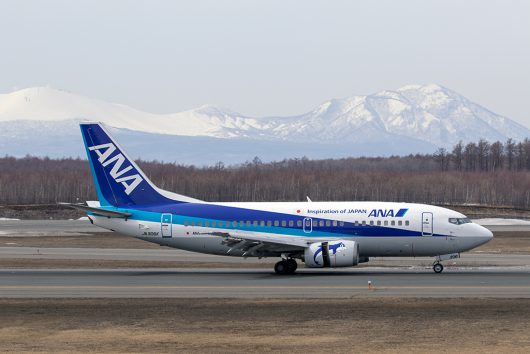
274, 258, 298, 275
433, 262, 444, 273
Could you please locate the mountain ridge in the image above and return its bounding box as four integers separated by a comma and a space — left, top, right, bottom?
1, 84, 528, 164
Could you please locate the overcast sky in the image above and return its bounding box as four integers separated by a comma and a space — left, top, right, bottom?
1, 0, 529, 126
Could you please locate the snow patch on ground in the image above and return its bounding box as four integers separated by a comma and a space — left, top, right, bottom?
473, 218, 530, 226
0, 218, 20, 221
77, 216, 89, 221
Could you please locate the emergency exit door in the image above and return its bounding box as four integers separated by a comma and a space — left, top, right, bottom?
161, 213, 172, 238
422, 212, 433, 236
303, 218, 312, 233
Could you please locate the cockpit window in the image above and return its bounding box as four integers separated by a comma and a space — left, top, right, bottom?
448, 218, 472, 225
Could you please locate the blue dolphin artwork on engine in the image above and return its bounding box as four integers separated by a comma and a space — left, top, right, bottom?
313, 242, 346, 265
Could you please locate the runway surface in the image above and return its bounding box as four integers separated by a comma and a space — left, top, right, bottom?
1, 246, 530, 266
1, 267, 530, 298
2, 219, 530, 298
0, 219, 103, 236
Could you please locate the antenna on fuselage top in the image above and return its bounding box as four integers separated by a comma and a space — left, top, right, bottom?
306, 196, 312, 202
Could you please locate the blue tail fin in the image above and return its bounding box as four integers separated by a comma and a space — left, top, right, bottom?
80, 122, 201, 207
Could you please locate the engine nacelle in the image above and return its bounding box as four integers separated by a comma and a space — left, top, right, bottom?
304, 240, 359, 268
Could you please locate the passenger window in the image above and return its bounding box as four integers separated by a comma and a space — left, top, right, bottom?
362, 221, 366, 226
281, 221, 287, 227
184, 221, 188, 226
253, 221, 258, 226
370, 221, 374, 226
260, 221, 265, 226
274, 221, 279, 226
232, 221, 237, 227
313, 220, 318, 227
398, 220, 402, 226
391, 220, 395, 226
377, 220, 381, 226
191, 221, 196, 226
246, 221, 251, 226
332, 220, 338, 226
267, 221, 272, 226
319, 220, 324, 227
339, 221, 345, 227
384, 220, 388, 226
405, 221, 410, 226
297, 220, 302, 227
205, 221, 209, 227
212, 221, 216, 227
289, 220, 294, 227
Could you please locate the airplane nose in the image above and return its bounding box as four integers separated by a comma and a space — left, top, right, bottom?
482, 225, 494, 239
455, 224, 494, 252
477, 225, 494, 244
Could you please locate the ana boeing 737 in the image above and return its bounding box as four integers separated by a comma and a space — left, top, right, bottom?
65, 122, 493, 274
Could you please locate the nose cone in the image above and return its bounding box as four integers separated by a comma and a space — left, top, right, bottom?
471, 224, 494, 248
457, 224, 494, 252
478, 225, 494, 244
483, 226, 494, 239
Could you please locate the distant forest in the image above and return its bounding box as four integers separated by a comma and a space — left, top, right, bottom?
1, 138, 530, 208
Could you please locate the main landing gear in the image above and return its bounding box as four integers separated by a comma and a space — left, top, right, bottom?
433, 262, 444, 274
274, 259, 298, 275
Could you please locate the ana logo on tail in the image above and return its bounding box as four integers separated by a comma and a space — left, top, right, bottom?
89, 143, 143, 195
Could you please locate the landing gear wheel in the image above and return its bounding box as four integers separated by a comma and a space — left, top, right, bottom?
286, 259, 298, 274
433, 263, 444, 274
274, 259, 297, 275
274, 260, 288, 275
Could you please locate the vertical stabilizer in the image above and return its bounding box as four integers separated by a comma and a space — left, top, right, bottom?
80, 122, 201, 207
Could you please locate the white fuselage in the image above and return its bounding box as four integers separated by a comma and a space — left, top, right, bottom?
89, 201, 493, 258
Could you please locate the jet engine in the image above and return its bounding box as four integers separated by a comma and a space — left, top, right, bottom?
304, 240, 359, 268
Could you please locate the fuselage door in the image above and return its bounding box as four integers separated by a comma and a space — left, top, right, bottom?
303, 217, 312, 233
422, 212, 433, 236
161, 213, 172, 238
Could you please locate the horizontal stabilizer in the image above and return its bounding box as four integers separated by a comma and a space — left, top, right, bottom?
59, 203, 132, 218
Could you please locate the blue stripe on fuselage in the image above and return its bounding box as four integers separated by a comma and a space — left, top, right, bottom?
102, 203, 447, 238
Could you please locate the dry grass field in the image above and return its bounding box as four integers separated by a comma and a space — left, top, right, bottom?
0, 298, 529, 353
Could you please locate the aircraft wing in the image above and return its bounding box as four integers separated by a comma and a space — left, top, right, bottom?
203, 230, 310, 256
59, 203, 133, 218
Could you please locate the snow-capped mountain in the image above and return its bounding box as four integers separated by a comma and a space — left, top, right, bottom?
0, 84, 528, 164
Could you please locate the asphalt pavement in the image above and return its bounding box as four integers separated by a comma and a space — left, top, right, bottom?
1, 267, 529, 298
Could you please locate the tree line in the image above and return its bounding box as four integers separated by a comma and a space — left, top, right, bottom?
1, 138, 530, 208
434, 139, 530, 172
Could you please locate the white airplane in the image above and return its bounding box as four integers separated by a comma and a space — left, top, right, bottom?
67, 122, 493, 274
